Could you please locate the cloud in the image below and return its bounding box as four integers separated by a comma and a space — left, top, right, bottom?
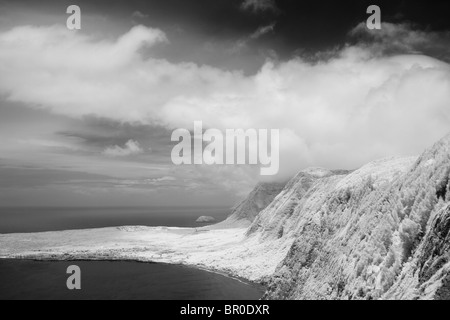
231, 23, 276, 53
132, 11, 149, 19
103, 140, 144, 157
250, 23, 275, 39
241, 0, 279, 14
350, 22, 450, 62
0, 23, 450, 181
146, 176, 176, 183
107, 176, 177, 187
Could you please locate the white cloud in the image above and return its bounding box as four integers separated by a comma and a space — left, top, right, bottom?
147, 176, 176, 183
230, 23, 275, 53
241, 0, 278, 14
350, 22, 450, 60
103, 140, 144, 157
250, 23, 275, 39
0, 24, 450, 180
108, 176, 177, 186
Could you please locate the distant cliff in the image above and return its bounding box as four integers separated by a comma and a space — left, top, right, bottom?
213, 181, 286, 228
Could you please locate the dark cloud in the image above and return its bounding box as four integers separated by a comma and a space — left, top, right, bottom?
57, 117, 173, 160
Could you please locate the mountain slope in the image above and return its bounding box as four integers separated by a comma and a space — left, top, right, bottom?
213, 182, 286, 228
260, 134, 450, 300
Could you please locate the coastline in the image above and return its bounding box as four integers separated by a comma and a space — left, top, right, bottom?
0, 225, 291, 283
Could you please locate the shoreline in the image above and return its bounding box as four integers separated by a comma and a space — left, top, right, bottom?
0, 224, 289, 284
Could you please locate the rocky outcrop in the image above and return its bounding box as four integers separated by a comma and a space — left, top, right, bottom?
196, 216, 216, 223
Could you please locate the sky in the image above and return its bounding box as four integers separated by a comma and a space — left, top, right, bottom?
0, 0, 449, 206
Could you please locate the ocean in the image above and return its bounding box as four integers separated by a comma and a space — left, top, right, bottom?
0, 206, 265, 300
0, 206, 231, 233
0, 260, 264, 300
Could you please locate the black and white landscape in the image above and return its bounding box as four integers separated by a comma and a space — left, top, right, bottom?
0, 0, 450, 300
2, 134, 450, 299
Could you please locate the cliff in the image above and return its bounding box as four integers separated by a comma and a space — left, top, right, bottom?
260, 134, 450, 300
213, 181, 286, 228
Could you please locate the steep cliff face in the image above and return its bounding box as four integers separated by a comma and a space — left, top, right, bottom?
247, 168, 348, 238
384, 203, 450, 300
214, 182, 286, 228
258, 134, 450, 300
